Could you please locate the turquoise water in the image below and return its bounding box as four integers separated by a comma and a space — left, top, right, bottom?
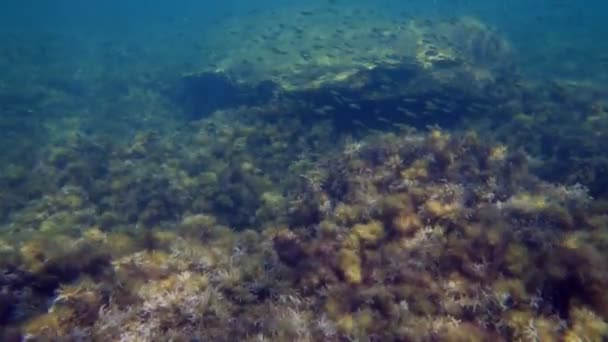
2, 1, 606, 79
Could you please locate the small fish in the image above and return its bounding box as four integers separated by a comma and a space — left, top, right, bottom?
313, 105, 335, 115
349, 103, 362, 110
396, 106, 409, 113
425, 101, 439, 110
393, 123, 411, 130
300, 51, 312, 61
352, 120, 367, 127
269, 47, 288, 55
439, 106, 452, 113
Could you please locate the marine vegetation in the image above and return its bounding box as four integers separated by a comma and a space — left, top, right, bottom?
0, 5, 607, 342
2, 125, 608, 341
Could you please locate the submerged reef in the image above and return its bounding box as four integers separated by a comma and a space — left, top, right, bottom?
280, 130, 608, 341
0, 4, 608, 341
1, 127, 607, 341
181, 6, 608, 198
200, 7, 513, 91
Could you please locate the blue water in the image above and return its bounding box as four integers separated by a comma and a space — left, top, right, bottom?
2, 0, 606, 80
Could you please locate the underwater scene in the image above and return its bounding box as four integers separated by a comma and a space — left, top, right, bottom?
1, 0, 608, 340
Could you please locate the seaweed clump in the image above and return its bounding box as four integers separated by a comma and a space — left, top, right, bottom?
0, 102, 334, 339
277, 129, 608, 341
0, 125, 607, 341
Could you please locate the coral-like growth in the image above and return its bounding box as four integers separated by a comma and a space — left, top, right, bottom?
274, 129, 608, 341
